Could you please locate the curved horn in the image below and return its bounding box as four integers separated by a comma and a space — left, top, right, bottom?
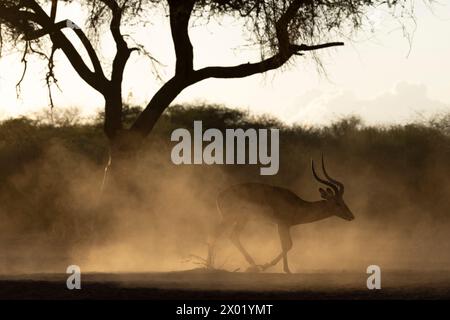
321, 154, 344, 195
311, 159, 339, 195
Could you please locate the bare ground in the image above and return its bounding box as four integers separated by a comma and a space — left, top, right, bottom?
1, 269, 450, 300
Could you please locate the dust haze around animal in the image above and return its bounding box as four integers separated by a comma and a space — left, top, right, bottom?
0, 106, 449, 274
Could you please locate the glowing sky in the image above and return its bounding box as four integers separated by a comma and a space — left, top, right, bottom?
0, 1, 449, 125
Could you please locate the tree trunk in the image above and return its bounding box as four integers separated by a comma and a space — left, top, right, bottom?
101, 77, 188, 200
103, 129, 144, 195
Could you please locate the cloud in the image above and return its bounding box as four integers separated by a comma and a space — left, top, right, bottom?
290, 82, 450, 126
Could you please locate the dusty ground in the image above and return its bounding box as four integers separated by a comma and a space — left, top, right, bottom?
1, 269, 450, 299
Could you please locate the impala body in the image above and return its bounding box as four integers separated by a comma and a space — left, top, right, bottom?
207, 156, 354, 273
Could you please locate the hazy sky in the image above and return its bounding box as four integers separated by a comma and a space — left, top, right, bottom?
0, 1, 449, 125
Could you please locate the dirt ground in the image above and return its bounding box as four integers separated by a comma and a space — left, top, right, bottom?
1, 269, 450, 300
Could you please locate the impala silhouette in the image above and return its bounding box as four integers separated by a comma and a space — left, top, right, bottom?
207, 156, 354, 273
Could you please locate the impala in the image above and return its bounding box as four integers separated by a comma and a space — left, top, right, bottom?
207, 156, 354, 273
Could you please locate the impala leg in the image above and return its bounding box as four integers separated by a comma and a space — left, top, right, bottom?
260, 225, 293, 273
280, 225, 293, 274
261, 253, 283, 270
229, 218, 258, 270
207, 218, 231, 269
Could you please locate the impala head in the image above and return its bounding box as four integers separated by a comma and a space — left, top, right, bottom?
311, 155, 354, 221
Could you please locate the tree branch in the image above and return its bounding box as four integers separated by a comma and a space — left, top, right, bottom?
24, 20, 105, 78
99, 0, 132, 85
168, 0, 195, 77
131, 77, 188, 138
50, 0, 58, 22
191, 0, 341, 82
276, 0, 310, 56
130, 0, 197, 138
191, 42, 344, 81
131, 0, 343, 139
21, 0, 109, 93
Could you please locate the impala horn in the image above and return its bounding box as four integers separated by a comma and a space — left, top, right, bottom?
311, 158, 339, 196
320, 154, 344, 196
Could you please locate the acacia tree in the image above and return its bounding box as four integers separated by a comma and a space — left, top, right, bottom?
0, 0, 410, 167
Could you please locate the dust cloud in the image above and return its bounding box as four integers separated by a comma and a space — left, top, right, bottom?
0, 107, 449, 274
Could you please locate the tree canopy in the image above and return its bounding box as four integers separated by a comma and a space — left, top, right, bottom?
0, 0, 413, 151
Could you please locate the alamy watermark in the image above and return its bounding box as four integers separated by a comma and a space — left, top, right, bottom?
66, 265, 81, 290
170, 121, 279, 175
366, 265, 381, 290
